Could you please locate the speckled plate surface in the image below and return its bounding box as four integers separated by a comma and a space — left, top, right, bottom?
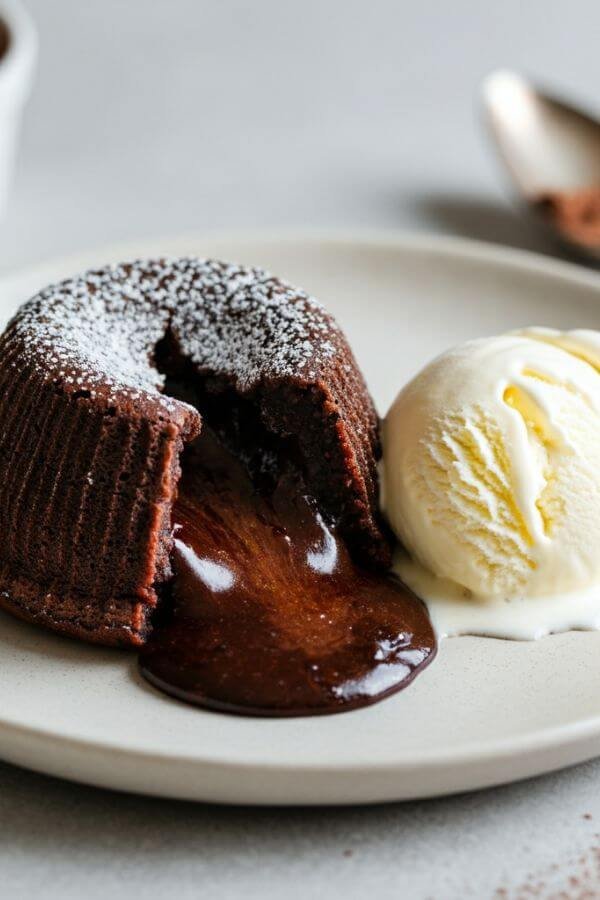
1, 230, 600, 805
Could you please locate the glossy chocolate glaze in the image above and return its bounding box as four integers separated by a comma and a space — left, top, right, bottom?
140, 425, 436, 717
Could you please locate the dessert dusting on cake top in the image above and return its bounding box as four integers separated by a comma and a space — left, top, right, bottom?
11, 258, 341, 406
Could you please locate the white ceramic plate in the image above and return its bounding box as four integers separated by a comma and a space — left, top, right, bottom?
2, 230, 600, 806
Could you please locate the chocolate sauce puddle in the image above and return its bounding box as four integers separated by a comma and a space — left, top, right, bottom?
139, 428, 436, 717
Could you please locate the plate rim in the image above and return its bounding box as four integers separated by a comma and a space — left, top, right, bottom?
5, 686, 600, 770
3, 226, 600, 295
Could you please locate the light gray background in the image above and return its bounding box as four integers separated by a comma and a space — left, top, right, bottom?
1, 2, 600, 898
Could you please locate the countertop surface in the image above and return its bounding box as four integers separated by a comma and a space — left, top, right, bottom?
1, 2, 600, 897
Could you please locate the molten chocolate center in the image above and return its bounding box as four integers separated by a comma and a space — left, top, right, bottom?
139, 427, 436, 717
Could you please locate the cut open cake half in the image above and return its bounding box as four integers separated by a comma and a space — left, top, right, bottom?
0, 258, 390, 646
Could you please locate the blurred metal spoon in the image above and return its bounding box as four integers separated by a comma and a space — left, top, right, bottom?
482, 69, 600, 261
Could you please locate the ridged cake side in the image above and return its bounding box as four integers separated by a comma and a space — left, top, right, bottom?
0, 301, 200, 646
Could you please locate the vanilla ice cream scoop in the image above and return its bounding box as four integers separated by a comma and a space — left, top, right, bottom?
383, 328, 600, 603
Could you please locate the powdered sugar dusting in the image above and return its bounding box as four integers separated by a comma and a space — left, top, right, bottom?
7, 258, 340, 408
171, 259, 339, 388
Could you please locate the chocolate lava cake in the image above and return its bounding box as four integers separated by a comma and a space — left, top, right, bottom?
0, 258, 389, 647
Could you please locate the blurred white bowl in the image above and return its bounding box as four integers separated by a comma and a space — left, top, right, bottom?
0, 0, 36, 218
